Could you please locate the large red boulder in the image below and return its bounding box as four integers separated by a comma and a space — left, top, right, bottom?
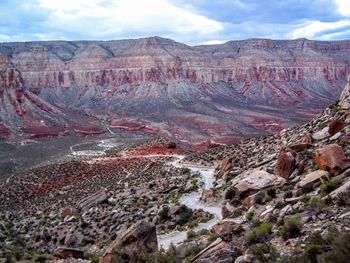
328, 118, 344, 136
275, 147, 297, 180
313, 144, 350, 175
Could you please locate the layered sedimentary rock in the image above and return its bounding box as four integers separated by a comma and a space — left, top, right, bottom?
1, 37, 350, 142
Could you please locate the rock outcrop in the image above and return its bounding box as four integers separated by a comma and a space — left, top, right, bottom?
99, 220, 158, 263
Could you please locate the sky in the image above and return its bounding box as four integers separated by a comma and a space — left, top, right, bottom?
0, 0, 349, 45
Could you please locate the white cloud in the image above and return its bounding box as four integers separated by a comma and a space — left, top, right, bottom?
36, 0, 224, 40
201, 40, 227, 45
335, 0, 350, 16
287, 20, 350, 39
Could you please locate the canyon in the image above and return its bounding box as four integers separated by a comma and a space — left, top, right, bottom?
1, 37, 350, 143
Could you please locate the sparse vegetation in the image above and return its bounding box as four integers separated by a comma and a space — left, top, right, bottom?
279, 216, 301, 240
245, 222, 273, 244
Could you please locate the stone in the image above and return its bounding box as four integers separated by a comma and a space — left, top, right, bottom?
192, 239, 243, 263
232, 170, 285, 198
52, 247, 84, 259
60, 207, 77, 220
201, 189, 218, 203
275, 147, 297, 180
312, 127, 330, 140
330, 132, 342, 140
288, 143, 312, 152
216, 157, 233, 178
221, 202, 235, 219
99, 220, 157, 263
297, 170, 330, 188
234, 256, 245, 263
328, 118, 344, 136
212, 221, 241, 242
313, 144, 350, 175
301, 132, 313, 144
77, 189, 108, 211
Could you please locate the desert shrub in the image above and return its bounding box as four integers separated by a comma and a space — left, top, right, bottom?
231, 207, 244, 218
275, 201, 285, 209
336, 189, 350, 206
321, 177, 343, 196
180, 167, 191, 175
276, 228, 350, 263
254, 191, 266, 205
246, 211, 255, 222
224, 188, 236, 200
186, 230, 197, 240
178, 205, 193, 225
279, 216, 301, 240
284, 190, 293, 199
245, 222, 272, 244
158, 205, 170, 222
183, 246, 202, 261
307, 197, 326, 213
267, 188, 277, 199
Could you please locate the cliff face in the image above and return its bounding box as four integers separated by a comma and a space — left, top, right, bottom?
1, 37, 350, 142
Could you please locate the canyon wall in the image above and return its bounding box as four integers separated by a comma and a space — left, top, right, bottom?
1, 37, 350, 142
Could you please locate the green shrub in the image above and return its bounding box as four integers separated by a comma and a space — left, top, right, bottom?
245, 223, 272, 244
267, 188, 277, 199
254, 191, 266, 205
178, 205, 193, 225
186, 230, 197, 240
277, 228, 350, 263
159, 205, 170, 222
336, 189, 350, 206
321, 177, 343, 196
284, 190, 293, 199
225, 188, 236, 200
246, 211, 255, 222
307, 197, 326, 213
279, 216, 301, 240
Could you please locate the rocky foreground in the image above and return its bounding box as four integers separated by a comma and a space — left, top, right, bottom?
1, 81, 350, 262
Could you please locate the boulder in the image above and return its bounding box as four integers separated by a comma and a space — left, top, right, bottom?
52, 247, 84, 259
275, 147, 298, 180
297, 170, 330, 188
212, 221, 242, 242
191, 238, 243, 263
77, 189, 108, 211
99, 220, 158, 263
312, 127, 330, 140
301, 133, 313, 144
60, 207, 77, 220
231, 170, 285, 198
221, 202, 235, 219
313, 144, 350, 175
216, 157, 233, 178
201, 189, 218, 203
328, 118, 344, 136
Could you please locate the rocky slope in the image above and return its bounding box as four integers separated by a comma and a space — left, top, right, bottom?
1, 37, 350, 142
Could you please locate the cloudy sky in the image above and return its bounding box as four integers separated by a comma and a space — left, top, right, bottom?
0, 0, 349, 45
